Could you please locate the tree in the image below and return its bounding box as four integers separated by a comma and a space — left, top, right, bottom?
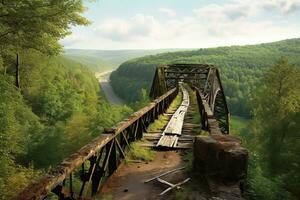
0, 0, 89, 87
251, 58, 300, 197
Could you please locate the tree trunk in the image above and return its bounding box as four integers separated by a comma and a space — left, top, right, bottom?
16, 53, 20, 88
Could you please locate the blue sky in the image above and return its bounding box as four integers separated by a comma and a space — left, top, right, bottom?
61, 0, 300, 50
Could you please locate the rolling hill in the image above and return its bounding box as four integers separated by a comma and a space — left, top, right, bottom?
110, 38, 300, 117
64, 49, 193, 72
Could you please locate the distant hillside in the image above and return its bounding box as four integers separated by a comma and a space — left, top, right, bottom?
64, 54, 114, 72
110, 38, 300, 117
64, 48, 193, 72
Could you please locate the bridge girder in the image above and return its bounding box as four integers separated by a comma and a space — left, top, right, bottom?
150, 64, 230, 134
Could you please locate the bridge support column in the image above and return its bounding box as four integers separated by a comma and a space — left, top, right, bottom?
193, 134, 248, 199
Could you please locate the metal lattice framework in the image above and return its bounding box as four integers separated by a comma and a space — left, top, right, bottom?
150, 64, 230, 134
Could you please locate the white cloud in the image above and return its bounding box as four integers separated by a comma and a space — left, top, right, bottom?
95, 14, 157, 41
194, 3, 255, 22
158, 8, 176, 17
94, 14, 183, 42
194, 0, 300, 22
62, 0, 300, 49
262, 0, 300, 15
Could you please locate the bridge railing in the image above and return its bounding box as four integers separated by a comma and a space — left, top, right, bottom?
17, 88, 178, 200
192, 86, 225, 135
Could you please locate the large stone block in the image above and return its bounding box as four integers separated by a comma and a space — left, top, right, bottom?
193, 134, 248, 199
193, 134, 248, 182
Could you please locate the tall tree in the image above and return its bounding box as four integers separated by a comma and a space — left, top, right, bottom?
0, 0, 89, 87
251, 58, 300, 196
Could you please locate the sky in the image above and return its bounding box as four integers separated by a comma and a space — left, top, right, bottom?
61, 0, 300, 50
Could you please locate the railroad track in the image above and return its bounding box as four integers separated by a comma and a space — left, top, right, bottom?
143, 84, 199, 149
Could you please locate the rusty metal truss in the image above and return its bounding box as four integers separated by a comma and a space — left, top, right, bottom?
150, 64, 230, 134
17, 88, 178, 200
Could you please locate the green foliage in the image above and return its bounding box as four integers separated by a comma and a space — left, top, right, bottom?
0, 74, 42, 164
245, 155, 293, 200
129, 88, 150, 110
230, 116, 249, 136
0, 165, 43, 200
249, 58, 300, 198
111, 38, 300, 117
0, 0, 135, 198
20, 52, 99, 124
0, 0, 88, 55
0, 75, 47, 198
0, 51, 134, 196
231, 117, 294, 199
229, 59, 300, 199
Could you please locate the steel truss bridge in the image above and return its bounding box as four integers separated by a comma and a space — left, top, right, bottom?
17, 64, 230, 200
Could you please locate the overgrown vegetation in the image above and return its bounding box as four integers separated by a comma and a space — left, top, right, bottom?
127, 141, 156, 162
147, 91, 183, 132
126, 91, 184, 162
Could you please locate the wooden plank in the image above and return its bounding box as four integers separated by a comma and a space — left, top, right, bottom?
157, 178, 175, 187
144, 167, 186, 183
159, 178, 191, 196
156, 84, 190, 148
172, 137, 179, 147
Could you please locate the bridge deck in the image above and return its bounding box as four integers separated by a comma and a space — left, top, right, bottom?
156, 84, 190, 148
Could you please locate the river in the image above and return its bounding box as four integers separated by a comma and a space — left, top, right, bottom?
95, 71, 124, 105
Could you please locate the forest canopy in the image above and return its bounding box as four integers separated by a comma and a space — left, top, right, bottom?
0, 1, 133, 199
111, 38, 300, 117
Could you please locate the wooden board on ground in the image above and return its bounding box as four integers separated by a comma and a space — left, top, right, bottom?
144, 166, 190, 196
156, 84, 190, 148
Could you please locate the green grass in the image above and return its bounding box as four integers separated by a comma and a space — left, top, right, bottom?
182, 85, 206, 135
125, 91, 186, 163
147, 115, 169, 132
147, 91, 183, 132
167, 91, 183, 112
127, 142, 156, 162
230, 115, 250, 136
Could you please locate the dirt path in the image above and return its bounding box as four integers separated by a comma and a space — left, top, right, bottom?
100, 86, 193, 200
101, 151, 189, 200
96, 71, 124, 105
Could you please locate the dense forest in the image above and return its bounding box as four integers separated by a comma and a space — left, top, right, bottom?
111, 38, 300, 117
110, 41, 300, 199
0, 1, 132, 199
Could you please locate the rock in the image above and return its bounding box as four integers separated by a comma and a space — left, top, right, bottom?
193, 134, 248, 200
